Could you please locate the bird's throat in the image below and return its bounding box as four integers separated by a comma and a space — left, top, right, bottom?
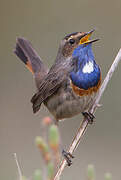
70, 44, 101, 90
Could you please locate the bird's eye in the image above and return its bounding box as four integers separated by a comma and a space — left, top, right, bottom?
69, 38, 75, 44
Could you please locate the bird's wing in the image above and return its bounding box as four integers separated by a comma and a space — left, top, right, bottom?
31, 63, 70, 113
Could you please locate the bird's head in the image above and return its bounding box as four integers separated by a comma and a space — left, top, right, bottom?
57, 30, 99, 59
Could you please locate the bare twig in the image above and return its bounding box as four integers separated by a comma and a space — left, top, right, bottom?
54, 48, 121, 180
14, 153, 23, 180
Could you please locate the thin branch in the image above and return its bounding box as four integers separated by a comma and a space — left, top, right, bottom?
14, 153, 23, 180
54, 48, 121, 180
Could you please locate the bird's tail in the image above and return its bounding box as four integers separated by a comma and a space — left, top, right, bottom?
14, 37, 48, 88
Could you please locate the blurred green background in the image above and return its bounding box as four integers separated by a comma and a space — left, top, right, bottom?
0, 0, 121, 179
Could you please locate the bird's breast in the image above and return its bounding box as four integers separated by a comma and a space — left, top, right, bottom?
70, 76, 101, 97
70, 62, 101, 90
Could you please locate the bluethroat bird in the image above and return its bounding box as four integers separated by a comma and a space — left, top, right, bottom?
14, 30, 101, 124
14, 30, 101, 165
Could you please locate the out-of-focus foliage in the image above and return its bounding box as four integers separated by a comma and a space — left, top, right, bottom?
15, 117, 113, 180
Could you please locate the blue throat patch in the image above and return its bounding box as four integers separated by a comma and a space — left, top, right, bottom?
70, 43, 101, 90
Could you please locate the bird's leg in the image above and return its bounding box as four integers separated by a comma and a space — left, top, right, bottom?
82, 111, 95, 124
62, 112, 95, 166
62, 150, 74, 166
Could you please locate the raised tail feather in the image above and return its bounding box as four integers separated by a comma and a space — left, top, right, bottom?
14, 37, 48, 88
14, 37, 49, 113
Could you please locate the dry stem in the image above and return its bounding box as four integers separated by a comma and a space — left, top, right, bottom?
14, 153, 23, 180
54, 48, 121, 180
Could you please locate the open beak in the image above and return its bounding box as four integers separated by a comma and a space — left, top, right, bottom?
79, 29, 99, 45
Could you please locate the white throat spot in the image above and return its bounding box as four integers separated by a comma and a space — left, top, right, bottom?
82, 61, 94, 73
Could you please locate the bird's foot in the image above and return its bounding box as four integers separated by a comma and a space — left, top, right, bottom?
82, 112, 95, 124
62, 150, 74, 166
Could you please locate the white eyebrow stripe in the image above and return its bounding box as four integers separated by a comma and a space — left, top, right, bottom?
82, 61, 94, 73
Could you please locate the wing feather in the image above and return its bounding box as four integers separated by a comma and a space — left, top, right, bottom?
31, 62, 71, 113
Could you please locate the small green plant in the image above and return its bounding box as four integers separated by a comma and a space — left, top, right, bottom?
87, 164, 95, 180
87, 164, 112, 180
34, 169, 42, 180
14, 117, 112, 180
35, 117, 60, 180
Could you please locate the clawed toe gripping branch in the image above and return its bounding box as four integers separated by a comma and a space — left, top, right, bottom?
54, 49, 121, 180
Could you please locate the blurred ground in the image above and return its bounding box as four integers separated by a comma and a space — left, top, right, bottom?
0, 0, 121, 179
